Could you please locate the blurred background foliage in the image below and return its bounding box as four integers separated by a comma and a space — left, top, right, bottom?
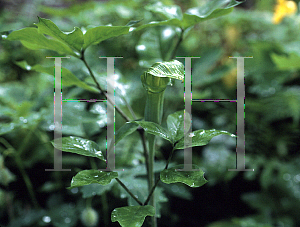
0, 0, 300, 226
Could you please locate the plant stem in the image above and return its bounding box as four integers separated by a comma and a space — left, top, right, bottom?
80, 53, 131, 122
144, 90, 165, 227
81, 51, 152, 204
144, 148, 175, 205
170, 28, 184, 60
144, 176, 160, 206
142, 28, 185, 209
81, 51, 151, 191
165, 147, 175, 170
115, 178, 143, 205
138, 129, 150, 186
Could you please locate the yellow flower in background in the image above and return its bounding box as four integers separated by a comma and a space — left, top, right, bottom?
273, 0, 298, 24
222, 67, 237, 89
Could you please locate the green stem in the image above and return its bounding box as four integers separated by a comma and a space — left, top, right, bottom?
80, 51, 150, 177
80, 52, 131, 122
144, 176, 160, 206
115, 178, 143, 205
165, 147, 176, 170
144, 90, 165, 227
170, 28, 184, 60
138, 129, 150, 186
144, 147, 175, 205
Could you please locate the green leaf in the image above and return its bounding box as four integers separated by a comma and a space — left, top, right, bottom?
134, 19, 181, 32
68, 170, 118, 189
174, 129, 236, 150
167, 110, 191, 142
135, 0, 241, 31
40, 102, 103, 137
15, 61, 99, 93
7, 28, 77, 56
51, 136, 105, 161
133, 121, 172, 143
83, 26, 130, 49
145, 2, 183, 20
111, 205, 155, 227
35, 17, 84, 52
160, 164, 207, 187
115, 122, 139, 145
271, 52, 300, 70
181, 0, 241, 29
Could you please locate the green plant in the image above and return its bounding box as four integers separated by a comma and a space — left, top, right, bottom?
0, 1, 248, 227
48, 59, 235, 227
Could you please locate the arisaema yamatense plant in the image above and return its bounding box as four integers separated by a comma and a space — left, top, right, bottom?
2, 1, 242, 226
49, 59, 236, 227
